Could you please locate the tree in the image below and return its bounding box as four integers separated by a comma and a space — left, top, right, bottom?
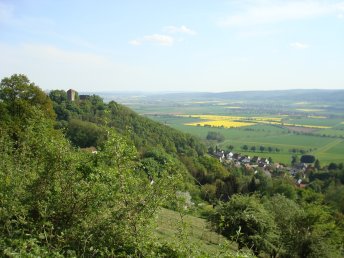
292, 204, 342, 258
210, 194, 278, 256
271, 179, 297, 200
264, 195, 302, 257
328, 162, 338, 170
300, 154, 315, 163
242, 144, 248, 151
314, 159, 321, 170
250, 146, 256, 152
259, 145, 265, 152
228, 145, 234, 151
325, 184, 344, 213
206, 131, 225, 142
0, 74, 55, 119
268, 146, 273, 153
291, 155, 299, 166
66, 119, 106, 148
49, 89, 67, 104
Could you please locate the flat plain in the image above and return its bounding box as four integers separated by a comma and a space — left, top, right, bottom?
104, 90, 344, 165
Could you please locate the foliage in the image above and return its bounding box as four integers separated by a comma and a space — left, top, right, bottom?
206, 131, 225, 142
66, 118, 107, 148
0, 75, 199, 256
0, 112, 190, 256
210, 194, 278, 256
0, 74, 55, 120
301, 154, 316, 163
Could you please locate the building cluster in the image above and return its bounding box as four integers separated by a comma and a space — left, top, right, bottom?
211, 149, 312, 187
213, 150, 271, 168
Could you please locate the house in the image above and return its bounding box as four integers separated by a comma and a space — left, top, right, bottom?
262, 158, 270, 165
241, 156, 251, 164
251, 156, 261, 163
272, 163, 283, 169
226, 152, 234, 160
258, 161, 266, 168
232, 153, 241, 160
238, 155, 249, 162
214, 151, 225, 161
296, 163, 308, 171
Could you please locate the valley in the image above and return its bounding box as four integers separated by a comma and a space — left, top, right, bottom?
104, 90, 344, 165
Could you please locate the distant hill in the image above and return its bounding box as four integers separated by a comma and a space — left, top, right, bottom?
93, 89, 344, 103
147, 89, 344, 102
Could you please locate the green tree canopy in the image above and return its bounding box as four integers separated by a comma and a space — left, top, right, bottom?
300, 154, 315, 163
210, 194, 278, 256
0, 74, 55, 119
206, 131, 225, 142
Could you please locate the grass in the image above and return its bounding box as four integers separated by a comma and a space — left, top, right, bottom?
313, 139, 344, 164
155, 208, 233, 256
282, 117, 342, 127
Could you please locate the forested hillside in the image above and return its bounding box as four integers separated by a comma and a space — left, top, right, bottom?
1, 74, 344, 257
1, 74, 245, 257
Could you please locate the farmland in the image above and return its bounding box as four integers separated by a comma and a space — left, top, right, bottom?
103, 90, 344, 165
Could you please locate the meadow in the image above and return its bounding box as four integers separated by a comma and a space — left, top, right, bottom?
155, 208, 231, 255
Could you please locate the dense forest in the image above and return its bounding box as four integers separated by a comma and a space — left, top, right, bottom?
1, 74, 344, 257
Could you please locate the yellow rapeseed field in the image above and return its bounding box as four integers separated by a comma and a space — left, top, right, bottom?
179, 115, 274, 128
186, 120, 255, 128
178, 114, 331, 129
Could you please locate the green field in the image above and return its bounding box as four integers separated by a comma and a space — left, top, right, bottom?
116, 95, 344, 166
150, 118, 343, 164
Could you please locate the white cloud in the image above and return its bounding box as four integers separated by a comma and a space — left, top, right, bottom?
290, 42, 310, 49
164, 25, 196, 35
129, 40, 141, 46
130, 25, 195, 47
143, 34, 174, 46
220, 1, 344, 27
130, 34, 174, 46
338, 13, 344, 19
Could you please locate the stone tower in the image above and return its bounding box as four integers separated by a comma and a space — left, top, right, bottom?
67, 89, 76, 101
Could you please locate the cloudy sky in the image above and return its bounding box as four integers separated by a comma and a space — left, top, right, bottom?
1, 0, 344, 92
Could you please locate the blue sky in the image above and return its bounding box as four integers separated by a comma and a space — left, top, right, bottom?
1, 0, 344, 92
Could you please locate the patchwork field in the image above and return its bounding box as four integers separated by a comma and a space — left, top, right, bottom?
106, 91, 344, 166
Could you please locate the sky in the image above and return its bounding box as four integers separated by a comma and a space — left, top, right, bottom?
0, 0, 344, 92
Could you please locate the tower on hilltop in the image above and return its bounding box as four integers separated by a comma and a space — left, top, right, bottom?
67, 89, 76, 101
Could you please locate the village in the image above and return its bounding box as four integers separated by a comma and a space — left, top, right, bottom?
211, 149, 311, 188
